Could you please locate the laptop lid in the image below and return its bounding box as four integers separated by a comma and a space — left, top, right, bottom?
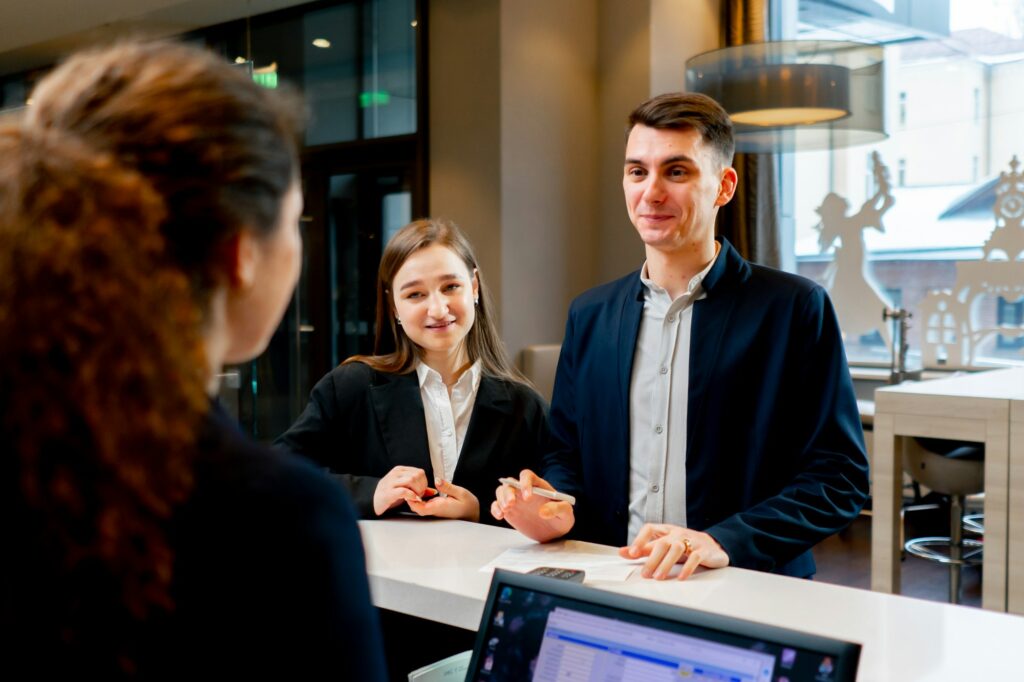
466, 569, 860, 682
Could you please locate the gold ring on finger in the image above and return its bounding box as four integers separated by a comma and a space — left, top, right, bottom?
682, 538, 692, 554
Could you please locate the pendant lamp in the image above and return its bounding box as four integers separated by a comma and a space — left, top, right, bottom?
686, 40, 886, 153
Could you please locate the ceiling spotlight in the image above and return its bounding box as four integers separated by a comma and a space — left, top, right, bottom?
411, 20, 418, 28
312, 38, 331, 49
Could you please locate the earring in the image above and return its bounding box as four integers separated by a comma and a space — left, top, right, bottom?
474, 297, 479, 306
395, 317, 402, 326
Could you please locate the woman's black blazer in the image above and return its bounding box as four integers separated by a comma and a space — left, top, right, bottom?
275, 361, 551, 525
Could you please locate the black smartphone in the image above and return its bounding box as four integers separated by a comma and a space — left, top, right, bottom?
527, 566, 585, 582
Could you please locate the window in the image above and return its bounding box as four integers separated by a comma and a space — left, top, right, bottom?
780, 0, 1024, 368
998, 297, 1024, 349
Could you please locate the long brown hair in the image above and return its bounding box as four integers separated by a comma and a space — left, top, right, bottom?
25, 41, 303, 304
347, 218, 527, 384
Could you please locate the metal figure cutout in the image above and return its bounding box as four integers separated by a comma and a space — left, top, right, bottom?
815, 151, 896, 350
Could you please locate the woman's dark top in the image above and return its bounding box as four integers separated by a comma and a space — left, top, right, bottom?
8, 403, 388, 680
276, 362, 551, 525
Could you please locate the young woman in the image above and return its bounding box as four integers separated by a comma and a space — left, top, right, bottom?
277, 218, 550, 525
1, 42, 386, 679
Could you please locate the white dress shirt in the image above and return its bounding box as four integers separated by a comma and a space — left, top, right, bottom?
627, 246, 720, 543
416, 360, 482, 482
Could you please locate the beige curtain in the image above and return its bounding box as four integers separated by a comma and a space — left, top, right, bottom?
715, 0, 781, 268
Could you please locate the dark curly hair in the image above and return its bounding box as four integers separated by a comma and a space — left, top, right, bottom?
0, 123, 209, 673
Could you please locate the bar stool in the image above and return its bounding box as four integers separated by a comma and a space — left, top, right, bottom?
902, 438, 984, 604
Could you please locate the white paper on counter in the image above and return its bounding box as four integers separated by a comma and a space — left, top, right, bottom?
479, 540, 644, 582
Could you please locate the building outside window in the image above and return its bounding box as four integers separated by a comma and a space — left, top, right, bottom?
778, 0, 1024, 369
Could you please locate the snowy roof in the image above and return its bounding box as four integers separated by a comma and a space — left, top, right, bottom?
796, 183, 999, 257
900, 29, 1024, 65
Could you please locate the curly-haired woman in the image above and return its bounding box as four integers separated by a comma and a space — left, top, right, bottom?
0, 42, 386, 679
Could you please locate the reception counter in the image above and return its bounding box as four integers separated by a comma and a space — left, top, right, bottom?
360, 518, 1024, 681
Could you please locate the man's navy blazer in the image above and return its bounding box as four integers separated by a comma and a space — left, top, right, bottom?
541, 238, 869, 578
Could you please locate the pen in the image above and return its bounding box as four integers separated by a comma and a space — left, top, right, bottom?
498, 477, 576, 506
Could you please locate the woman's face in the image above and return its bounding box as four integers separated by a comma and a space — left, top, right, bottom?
391, 243, 479, 365
223, 180, 303, 364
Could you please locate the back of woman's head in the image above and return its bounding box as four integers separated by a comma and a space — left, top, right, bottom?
0, 121, 209, 674
1, 40, 307, 676
349, 218, 526, 385
24, 41, 304, 304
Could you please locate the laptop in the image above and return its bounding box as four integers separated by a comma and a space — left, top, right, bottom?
466, 569, 860, 682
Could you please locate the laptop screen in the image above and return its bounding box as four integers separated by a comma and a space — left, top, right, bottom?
466, 570, 859, 682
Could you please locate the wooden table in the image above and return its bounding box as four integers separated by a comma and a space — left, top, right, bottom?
871, 367, 1024, 612
359, 518, 1024, 681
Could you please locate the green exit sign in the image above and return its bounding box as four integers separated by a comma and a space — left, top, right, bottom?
359, 91, 391, 107
253, 72, 278, 89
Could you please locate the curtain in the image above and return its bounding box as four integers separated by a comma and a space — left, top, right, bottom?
715, 0, 781, 268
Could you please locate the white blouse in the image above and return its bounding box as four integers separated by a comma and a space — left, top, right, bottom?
415, 360, 483, 482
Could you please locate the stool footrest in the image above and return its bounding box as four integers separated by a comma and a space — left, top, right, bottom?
963, 513, 985, 535
904, 537, 983, 566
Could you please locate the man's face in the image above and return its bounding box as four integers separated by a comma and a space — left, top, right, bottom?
623, 125, 736, 254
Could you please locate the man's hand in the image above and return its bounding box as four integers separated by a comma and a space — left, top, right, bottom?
372, 465, 430, 516
619, 524, 729, 580
491, 469, 574, 542
406, 478, 480, 522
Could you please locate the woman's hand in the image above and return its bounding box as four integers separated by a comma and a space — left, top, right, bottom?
406, 478, 480, 522
619, 524, 729, 580
491, 469, 574, 542
372, 465, 431, 516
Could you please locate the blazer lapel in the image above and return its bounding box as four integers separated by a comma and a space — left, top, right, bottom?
452, 376, 512, 481
687, 238, 746, 455
611, 277, 645, 499
617, 279, 645, 425
368, 372, 435, 480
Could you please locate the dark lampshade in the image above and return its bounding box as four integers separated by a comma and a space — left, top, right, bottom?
686, 40, 886, 153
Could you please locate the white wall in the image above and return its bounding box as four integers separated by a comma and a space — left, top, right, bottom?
650, 0, 721, 96
428, 0, 503, 312
499, 0, 599, 356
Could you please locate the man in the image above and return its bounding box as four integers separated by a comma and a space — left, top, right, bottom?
492, 92, 868, 581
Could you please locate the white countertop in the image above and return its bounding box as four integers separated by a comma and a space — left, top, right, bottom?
360, 518, 1024, 682
875, 366, 1024, 401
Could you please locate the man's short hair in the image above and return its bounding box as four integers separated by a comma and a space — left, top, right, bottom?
628, 92, 735, 167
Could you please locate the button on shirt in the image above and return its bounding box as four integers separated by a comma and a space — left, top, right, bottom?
416, 360, 482, 482
627, 246, 720, 543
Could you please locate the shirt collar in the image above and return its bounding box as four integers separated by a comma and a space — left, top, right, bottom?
415, 359, 482, 393
639, 241, 721, 299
